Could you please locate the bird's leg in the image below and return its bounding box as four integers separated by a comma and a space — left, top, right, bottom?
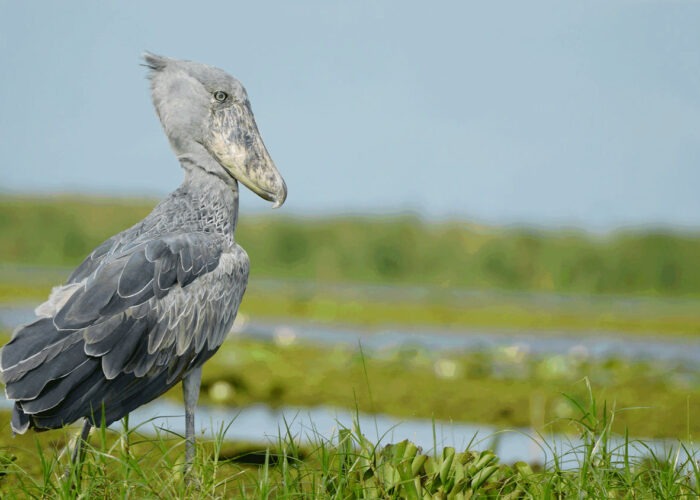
64, 419, 92, 481
182, 366, 202, 475
121, 413, 130, 460
72, 418, 92, 464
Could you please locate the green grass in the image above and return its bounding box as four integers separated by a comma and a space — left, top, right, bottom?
0, 390, 697, 498
238, 285, 700, 336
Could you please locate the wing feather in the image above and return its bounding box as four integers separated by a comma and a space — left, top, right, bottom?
101, 318, 148, 379
20, 358, 100, 414
67, 236, 118, 284
83, 314, 135, 356
57, 233, 224, 331
3, 232, 249, 432
5, 338, 85, 399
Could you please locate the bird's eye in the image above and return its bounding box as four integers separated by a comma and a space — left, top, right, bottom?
213, 91, 228, 102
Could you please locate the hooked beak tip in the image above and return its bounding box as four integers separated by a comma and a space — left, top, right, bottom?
271, 180, 287, 209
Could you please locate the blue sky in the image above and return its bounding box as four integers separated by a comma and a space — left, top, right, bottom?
1, 1, 699, 231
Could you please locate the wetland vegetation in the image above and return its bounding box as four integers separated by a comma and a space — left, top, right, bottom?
3, 195, 700, 297
0, 195, 699, 497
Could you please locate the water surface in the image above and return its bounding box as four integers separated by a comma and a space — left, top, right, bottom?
2, 304, 698, 365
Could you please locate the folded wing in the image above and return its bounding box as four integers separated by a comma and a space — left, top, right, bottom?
0, 232, 248, 432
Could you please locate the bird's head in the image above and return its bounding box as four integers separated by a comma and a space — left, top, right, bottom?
143, 53, 286, 207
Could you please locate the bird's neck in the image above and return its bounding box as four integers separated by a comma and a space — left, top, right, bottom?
178, 157, 240, 237
176, 142, 237, 188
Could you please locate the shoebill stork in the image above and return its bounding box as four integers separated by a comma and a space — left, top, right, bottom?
0, 53, 287, 466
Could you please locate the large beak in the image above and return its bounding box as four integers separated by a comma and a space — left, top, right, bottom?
207, 103, 287, 208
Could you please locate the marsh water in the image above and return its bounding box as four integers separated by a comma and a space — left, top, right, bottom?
0, 390, 691, 467
0, 302, 698, 466
2, 304, 698, 365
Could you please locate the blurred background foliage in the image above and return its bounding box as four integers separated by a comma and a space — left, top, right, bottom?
2, 195, 700, 297
1, 194, 700, 447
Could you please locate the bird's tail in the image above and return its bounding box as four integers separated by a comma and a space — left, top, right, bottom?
0, 318, 100, 433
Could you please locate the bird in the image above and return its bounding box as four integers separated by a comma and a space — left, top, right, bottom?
0, 53, 287, 467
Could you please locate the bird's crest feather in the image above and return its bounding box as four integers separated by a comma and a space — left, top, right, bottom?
142, 52, 168, 72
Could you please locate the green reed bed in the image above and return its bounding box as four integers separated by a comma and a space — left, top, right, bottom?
238, 286, 700, 336
4, 195, 700, 297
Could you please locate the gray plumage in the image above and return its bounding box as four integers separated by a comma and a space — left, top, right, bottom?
0, 53, 287, 441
